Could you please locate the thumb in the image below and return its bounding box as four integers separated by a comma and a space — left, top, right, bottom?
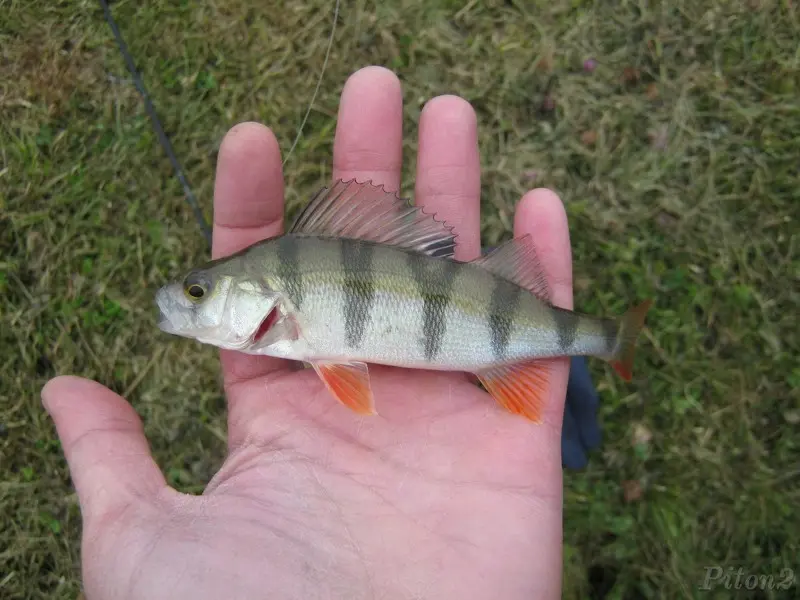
42, 375, 167, 523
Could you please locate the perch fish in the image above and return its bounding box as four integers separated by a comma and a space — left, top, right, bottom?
155, 179, 652, 422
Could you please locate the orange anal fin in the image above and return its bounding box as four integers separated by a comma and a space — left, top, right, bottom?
311, 361, 377, 415
475, 359, 558, 424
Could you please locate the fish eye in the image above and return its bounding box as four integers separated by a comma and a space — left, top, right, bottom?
183, 272, 211, 301
186, 284, 205, 299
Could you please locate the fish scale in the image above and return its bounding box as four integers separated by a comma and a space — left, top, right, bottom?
405, 250, 460, 362
271, 237, 491, 369
155, 179, 652, 423
254, 235, 612, 371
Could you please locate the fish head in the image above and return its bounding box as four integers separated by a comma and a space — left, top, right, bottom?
155, 260, 280, 351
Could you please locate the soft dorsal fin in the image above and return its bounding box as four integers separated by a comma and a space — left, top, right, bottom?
472, 234, 551, 301
289, 179, 457, 258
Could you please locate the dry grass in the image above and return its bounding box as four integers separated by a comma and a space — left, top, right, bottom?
2, 0, 799, 598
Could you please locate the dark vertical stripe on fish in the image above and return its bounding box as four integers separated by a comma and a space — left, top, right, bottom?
340, 239, 374, 349
552, 306, 578, 353
406, 253, 459, 361
602, 319, 618, 356
277, 236, 303, 309
488, 278, 521, 361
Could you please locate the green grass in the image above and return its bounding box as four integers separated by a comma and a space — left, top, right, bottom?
2, 0, 798, 597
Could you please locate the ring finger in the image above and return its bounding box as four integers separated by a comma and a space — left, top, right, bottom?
414, 95, 482, 259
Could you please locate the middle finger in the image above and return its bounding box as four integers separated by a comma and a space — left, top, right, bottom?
332, 66, 403, 191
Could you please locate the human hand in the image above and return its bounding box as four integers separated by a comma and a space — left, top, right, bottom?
43, 66, 572, 600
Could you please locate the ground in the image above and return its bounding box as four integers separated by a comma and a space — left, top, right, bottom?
1, 0, 798, 598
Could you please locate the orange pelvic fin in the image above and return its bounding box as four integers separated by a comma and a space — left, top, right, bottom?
475, 359, 559, 423
311, 360, 377, 415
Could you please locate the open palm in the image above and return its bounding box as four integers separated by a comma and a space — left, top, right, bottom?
43, 67, 572, 600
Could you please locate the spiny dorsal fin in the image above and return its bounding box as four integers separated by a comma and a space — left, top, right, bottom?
289, 179, 457, 258
472, 234, 551, 301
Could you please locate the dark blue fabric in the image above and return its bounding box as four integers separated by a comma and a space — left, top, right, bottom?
562, 357, 602, 469
480, 246, 602, 469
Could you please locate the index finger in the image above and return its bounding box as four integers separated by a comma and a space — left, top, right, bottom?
212, 122, 285, 259
211, 122, 290, 388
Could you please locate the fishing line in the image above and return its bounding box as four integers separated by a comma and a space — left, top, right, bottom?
283, 0, 340, 168
98, 0, 341, 246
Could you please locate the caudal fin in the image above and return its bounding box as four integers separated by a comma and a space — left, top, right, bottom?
609, 299, 653, 381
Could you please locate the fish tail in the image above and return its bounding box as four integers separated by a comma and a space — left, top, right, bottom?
608, 299, 653, 381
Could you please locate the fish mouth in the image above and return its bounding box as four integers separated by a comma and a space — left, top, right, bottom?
154, 286, 187, 335
155, 290, 175, 333
156, 308, 177, 334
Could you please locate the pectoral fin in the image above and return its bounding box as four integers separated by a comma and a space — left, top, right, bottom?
475, 359, 559, 423
311, 360, 377, 415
